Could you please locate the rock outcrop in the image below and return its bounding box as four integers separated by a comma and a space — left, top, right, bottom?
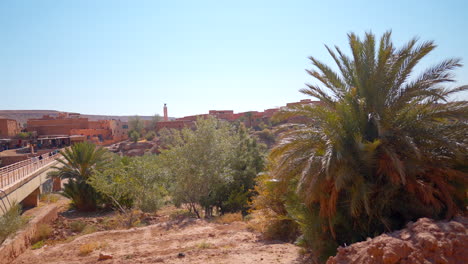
327, 216, 468, 264
109, 141, 156, 156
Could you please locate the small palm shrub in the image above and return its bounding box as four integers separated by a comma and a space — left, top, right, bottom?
250, 171, 300, 242
62, 180, 101, 211
54, 142, 109, 211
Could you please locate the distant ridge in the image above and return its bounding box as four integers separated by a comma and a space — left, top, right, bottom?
0, 110, 169, 125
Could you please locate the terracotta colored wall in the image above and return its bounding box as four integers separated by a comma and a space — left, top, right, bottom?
263, 108, 279, 118
70, 128, 111, 139
27, 118, 89, 136
108, 120, 128, 141
0, 119, 20, 138
156, 120, 193, 131
88, 120, 108, 129
176, 114, 210, 122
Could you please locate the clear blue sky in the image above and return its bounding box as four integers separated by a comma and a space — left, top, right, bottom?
1, 0, 467, 117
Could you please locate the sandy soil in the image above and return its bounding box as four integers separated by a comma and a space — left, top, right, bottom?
13, 212, 301, 264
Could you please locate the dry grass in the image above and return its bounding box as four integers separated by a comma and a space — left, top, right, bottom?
214, 212, 243, 224
196, 241, 215, 249
81, 225, 97, 235
246, 211, 269, 233
169, 209, 197, 221
34, 224, 53, 242
247, 211, 299, 241
69, 221, 87, 233
39, 193, 60, 204
78, 241, 108, 256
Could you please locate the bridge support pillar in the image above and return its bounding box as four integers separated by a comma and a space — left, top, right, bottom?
52, 177, 62, 192
22, 187, 40, 208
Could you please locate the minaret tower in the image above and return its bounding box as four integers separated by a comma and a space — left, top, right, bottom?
163, 103, 168, 121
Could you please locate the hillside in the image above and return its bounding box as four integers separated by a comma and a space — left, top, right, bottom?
0, 110, 166, 125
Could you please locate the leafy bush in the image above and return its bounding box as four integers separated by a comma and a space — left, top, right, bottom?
160, 119, 264, 218
139, 194, 163, 213
89, 155, 167, 215
17, 132, 33, 139
129, 130, 140, 143
145, 131, 156, 141
0, 203, 27, 244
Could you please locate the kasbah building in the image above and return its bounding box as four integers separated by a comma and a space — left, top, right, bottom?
0, 118, 21, 138
156, 99, 320, 130
26, 112, 129, 146
25, 99, 320, 142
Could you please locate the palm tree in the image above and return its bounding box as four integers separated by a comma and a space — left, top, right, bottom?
56, 141, 109, 181
271, 31, 467, 256
54, 142, 109, 211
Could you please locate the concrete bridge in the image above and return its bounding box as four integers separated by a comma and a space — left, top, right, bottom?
0, 153, 62, 216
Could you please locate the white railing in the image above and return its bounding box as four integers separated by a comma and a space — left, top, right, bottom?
0, 152, 62, 190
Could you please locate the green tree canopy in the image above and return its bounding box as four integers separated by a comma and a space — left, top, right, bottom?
128, 115, 144, 134
89, 155, 168, 214
159, 117, 264, 218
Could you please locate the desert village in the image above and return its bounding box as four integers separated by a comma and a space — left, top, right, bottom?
1, 1, 467, 263
0, 99, 316, 167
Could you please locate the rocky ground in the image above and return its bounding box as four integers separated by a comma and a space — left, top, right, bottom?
108, 140, 158, 156
9, 200, 468, 264
327, 216, 468, 264
12, 207, 302, 264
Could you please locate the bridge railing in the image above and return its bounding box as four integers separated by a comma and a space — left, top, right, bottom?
0, 152, 62, 190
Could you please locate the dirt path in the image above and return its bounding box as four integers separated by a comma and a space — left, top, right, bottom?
12, 218, 301, 264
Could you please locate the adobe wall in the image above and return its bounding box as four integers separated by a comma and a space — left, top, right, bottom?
27, 118, 89, 136
70, 128, 111, 140
0, 119, 20, 138
156, 120, 193, 131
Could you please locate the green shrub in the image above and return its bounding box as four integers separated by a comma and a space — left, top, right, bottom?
129, 130, 140, 143
31, 240, 45, 250
0, 203, 27, 244
39, 193, 59, 204
62, 180, 100, 211
17, 132, 32, 139
145, 131, 156, 141
139, 194, 163, 213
